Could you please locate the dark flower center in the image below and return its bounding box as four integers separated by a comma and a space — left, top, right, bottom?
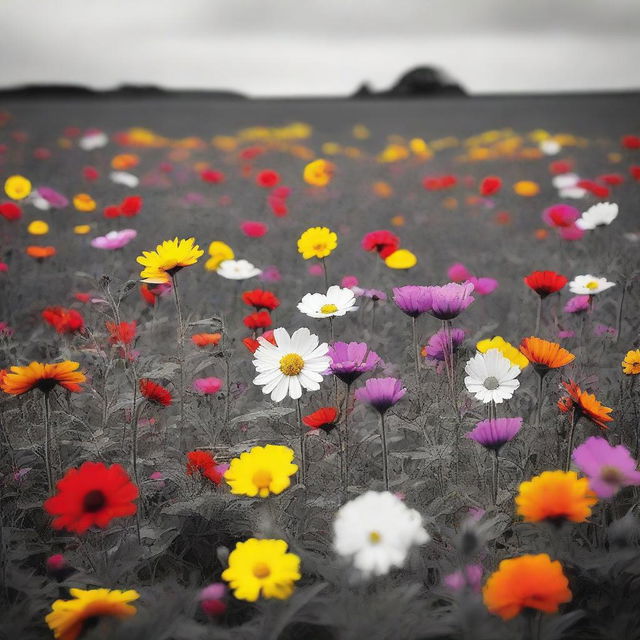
83, 489, 107, 513
36, 378, 57, 393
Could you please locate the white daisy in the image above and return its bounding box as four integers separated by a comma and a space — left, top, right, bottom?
252, 327, 330, 402
575, 202, 619, 230
216, 259, 262, 280
333, 491, 430, 577
109, 171, 139, 188
464, 349, 521, 404
539, 139, 561, 155
79, 130, 109, 151
551, 173, 580, 190
569, 274, 616, 295
297, 285, 357, 319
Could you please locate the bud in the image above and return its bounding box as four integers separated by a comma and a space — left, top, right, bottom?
199, 583, 227, 617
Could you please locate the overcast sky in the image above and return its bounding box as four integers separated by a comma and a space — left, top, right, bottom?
1, 0, 639, 96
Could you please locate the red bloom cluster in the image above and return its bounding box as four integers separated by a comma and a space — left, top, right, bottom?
242, 289, 280, 311
192, 332, 222, 347
256, 169, 280, 188
200, 169, 225, 184
524, 271, 568, 298
422, 174, 457, 191
106, 320, 137, 345
186, 450, 225, 484
302, 407, 338, 433
242, 329, 276, 353
243, 311, 272, 330
139, 379, 172, 406
0, 202, 22, 221
480, 176, 502, 196
267, 185, 291, 217
42, 307, 85, 334
361, 230, 400, 259
103, 195, 143, 218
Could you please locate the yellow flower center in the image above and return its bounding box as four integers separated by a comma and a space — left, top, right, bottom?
279, 353, 304, 376
585, 281, 599, 290
313, 243, 326, 252
253, 562, 271, 579
252, 469, 273, 489
368, 531, 382, 544
320, 303, 338, 314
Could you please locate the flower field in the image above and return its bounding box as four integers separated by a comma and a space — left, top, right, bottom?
1, 94, 640, 639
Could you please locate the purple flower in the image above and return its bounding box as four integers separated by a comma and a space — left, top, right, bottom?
90, 229, 137, 250
328, 341, 380, 385
259, 265, 281, 282
37, 187, 69, 209
564, 295, 590, 314
572, 436, 640, 498
468, 276, 498, 296
466, 417, 523, 452
443, 564, 483, 593
392, 286, 432, 318
426, 282, 475, 320
593, 323, 617, 337
424, 328, 465, 362
354, 287, 387, 302
355, 377, 406, 414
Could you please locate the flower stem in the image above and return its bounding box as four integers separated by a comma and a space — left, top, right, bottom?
340, 384, 351, 503
492, 450, 499, 506
535, 296, 543, 335
321, 257, 329, 290
171, 273, 186, 444
43, 392, 54, 495
564, 410, 579, 472
131, 401, 143, 544
379, 411, 389, 491
411, 317, 420, 385
534, 370, 546, 429
614, 279, 627, 345
296, 398, 306, 486
224, 355, 231, 433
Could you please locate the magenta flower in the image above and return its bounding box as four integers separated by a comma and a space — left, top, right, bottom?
192, 377, 223, 394
466, 417, 523, 452
37, 187, 69, 209
259, 265, 281, 283
443, 564, 483, 593
328, 341, 380, 385
447, 262, 472, 283
90, 229, 137, 250
355, 377, 406, 414
468, 276, 498, 296
392, 285, 432, 317
199, 583, 227, 616
564, 295, 590, 314
559, 224, 585, 241
341, 275, 359, 288
426, 282, 475, 320
572, 436, 640, 498
542, 204, 580, 228
424, 328, 465, 362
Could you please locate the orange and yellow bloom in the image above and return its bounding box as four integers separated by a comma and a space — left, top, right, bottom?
0, 361, 85, 395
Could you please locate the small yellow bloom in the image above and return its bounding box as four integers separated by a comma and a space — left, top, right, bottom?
384, 248, 416, 269
4, 175, 31, 200
513, 181, 540, 197
46, 588, 139, 640
27, 220, 49, 235
622, 349, 640, 375
352, 124, 370, 140
297, 226, 337, 260
205, 240, 234, 272
73, 193, 96, 212
111, 153, 139, 170
303, 158, 334, 187
390, 215, 405, 227
224, 444, 297, 498
74, 225, 91, 235
136, 237, 204, 284
222, 538, 301, 601
477, 336, 529, 369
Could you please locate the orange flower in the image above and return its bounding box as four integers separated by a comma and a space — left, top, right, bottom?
558, 380, 613, 429
303, 158, 334, 187
519, 337, 575, 373
0, 361, 85, 395
483, 554, 571, 620
191, 333, 222, 347
515, 470, 597, 524
26, 245, 56, 260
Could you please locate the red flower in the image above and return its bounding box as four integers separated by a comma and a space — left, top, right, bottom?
44, 461, 138, 534
597, 173, 624, 186
103, 205, 121, 219
302, 407, 338, 433
480, 176, 502, 196
243, 311, 272, 330
271, 186, 291, 199
630, 166, 640, 181
576, 180, 610, 199
622, 135, 640, 149
0, 202, 22, 221
139, 379, 172, 407
121, 195, 143, 216
83, 166, 100, 181
106, 321, 137, 345
74, 293, 92, 303
549, 160, 572, 175
140, 284, 165, 306
240, 221, 268, 238
361, 230, 400, 259
42, 307, 85, 334
422, 174, 457, 191
524, 271, 568, 298
242, 289, 280, 311
192, 332, 222, 347
256, 169, 280, 188
242, 330, 276, 353
186, 451, 225, 484
200, 169, 225, 184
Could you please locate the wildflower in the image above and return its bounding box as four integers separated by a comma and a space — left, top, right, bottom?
192, 377, 223, 394
26, 245, 56, 260
252, 327, 329, 402
217, 259, 262, 280
622, 349, 640, 375
139, 379, 172, 407
242, 289, 280, 310
0, 201, 22, 220
480, 176, 502, 196
468, 276, 498, 296
73, 225, 91, 235
518, 337, 574, 373
27, 220, 49, 235
91, 229, 137, 250
241, 221, 268, 237
297, 226, 338, 260
426, 282, 475, 320
466, 417, 523, 453
513, 181, 539, 196
243, 330, 276, 353
355, 377, 406, 414
354, 287, 387, 301
186, 450, 226, 484
464, 350, 521, 404
224, 444, 297, 498
222, 538, 301, 601
569, 274, 615, 295
558, 380, 613, 429
542, 204, 579, 228
476, 336, 529, 369
243, 310, 272, 330
199, 584, 227, 616
524, 270, 568, 298
73, 193, 96, 212
137, 237, 203, 284
4, 175, 31, 200
444, 564, 483, 592
424, 328, 465, 362
328, 341, 380, 385
191, 332, 222, 347
333, 491, 430, 577
515, 470, 596, 524
564, 295, 590, 313
42, 307, 84, 334
140, 283, 169, 305
46, 588, 139, 640
576, 202, 618, 229
0, 361, 85, 395
298, 285, 357, 318
302, 407, 338, 432
384, 249, 417, 269
303, 158, 334, 186
46, 554, 75, 582
482, 554, 571, 620
361, 230, 400, 259
121, 195, 143, 216
205, 240, 234, 271
392, 286, 432, 318
106, 321, 136, 346
44, 461, 138, 533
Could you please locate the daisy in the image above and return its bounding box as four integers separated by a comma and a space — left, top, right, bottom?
464, 349, 521, 404
136, 237, 203, 285
252, 327, 330, 402
297, 285, 357, 318
297, 226, 337, 259
569, 275, 615, 295
333, 491, 430, 577
217, 259, 262, 280
576, 202, 619, 230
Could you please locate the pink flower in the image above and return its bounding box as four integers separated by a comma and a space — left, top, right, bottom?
447, 262, 472, 282
192, 377, 223, 394
0, 262, 7, 273
468, 276, 498, 296
240, 221, 268, 238
341, 275, 359, 288
559, 224, 585, 241
90, 229, 137, 250
259, 265, 281, 282
564, 295, 590, 314
443, 564, 483, 592
308, 264, 324, 276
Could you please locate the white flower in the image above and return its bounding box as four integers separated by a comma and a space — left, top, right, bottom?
216, 259, 262, 280
110, 171, 139, 187
252, 327, 330, 402
575, 202, 619, 230
569, 274, 616, 295
464, 349, 521, 404
539, 139, 561, 155
79, 130, 109, 151
333, 491, 430, 577
558, 187, 586, 199
552, 173, 580, 190
297, 285, 357, 318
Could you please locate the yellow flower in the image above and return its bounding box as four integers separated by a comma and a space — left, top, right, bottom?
513, 181, 540, 197
4, 175, 31, 200
205, 240, 234, 271
384, 248, 416, 269
622, 349, 640, 375
224, 444, 297, 498
45, 588, 139, 640
222, 538, 301, 601
297, 226, 337, 260
303, 158, 334, 186
136, 237, 204, 284
74, 225, 91, 235
73, 193, 96, 212
477, 336, 529, 369
27, 220, 49, 235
